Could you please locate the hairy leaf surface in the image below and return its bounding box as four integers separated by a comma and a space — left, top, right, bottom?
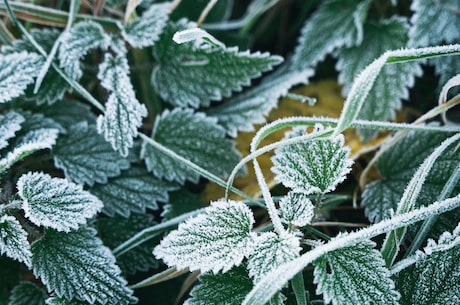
279, 191, 314, 227
46, 297, 90, 305
0, 216, 32, 267
53, 122, 130, 186
313, 239, 400, 305
35, 99, 97, 129
142, 108, 241, 183
154, 200, 255, 273
31, 227, 137, 305
152, 20, 282, 108
0, 111, 24, 150
8, 282, 47, 305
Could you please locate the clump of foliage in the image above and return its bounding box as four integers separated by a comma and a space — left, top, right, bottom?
0, 0, 459, 305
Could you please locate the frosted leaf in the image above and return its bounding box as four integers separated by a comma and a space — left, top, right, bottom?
46, 297, 89, 305
207, 68, 312, 137
152, 20, 283, 108
279, 191, 314, 227
0, 111, 24, 150
122, 2, 170, 48
0, 128, 59, 174
153, 200, 255, 273
141, 108, 241, 183
31, 226, 137, 305
248, 232, 300, 283
8, 282, 47, 305
96, 53, 148, 157
313, 239, 400, 305
0, 215, 32, 267
184, 265, 253, 305
90, 166, 177, 217
2, 28, 59, 54
15, 112, 65, 135
96, 213, 160, 275
271, 126, 353, 195
34, 99, 97, 129
431, 55, 460, 94
409, 0, 460, 47
53, 122, 130, 186
17, 172, 103, 232
59, 21, 109, 80
292, 0, 371, 70
0, 52, 42, 103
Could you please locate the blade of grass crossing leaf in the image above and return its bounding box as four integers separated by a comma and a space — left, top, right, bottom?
291, 272, 307, 305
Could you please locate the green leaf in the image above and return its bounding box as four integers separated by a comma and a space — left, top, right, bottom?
152, 20, 283, 108
409, 0, 460, 47
207, 68, 312, 137
161, 189, 203, 222
58, 21, 109, 80
0, 215, 31, 267
8, 282, 47, 305
90, 166, 177, 217
313, 239, 400, 305
33, 99, 97, 129
96, 53, 148, 157
45, 297, 89, 305
362, 130, 460, 223
395, 224, 460, 305
292, 0, 371, 70
17, 172, 103, 232
0, 111, 24, 150
271, 126, 352, 195
279, 191, 314, 228
122, 2, 170, 48
431, 55, 460, 93
248, 232, 300, 283
53, 122, 130, 186
184, 265, 253, 305
31, 226, 136, 305
141, 108, 241, 183
96, 213, 160, 275
154, 200, 255, 273
0, 52, 42, 103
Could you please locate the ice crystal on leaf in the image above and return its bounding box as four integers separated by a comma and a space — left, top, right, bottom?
152, 20, 283, 108
0, 111, 25, 150
17, 172, 103, 232
8, 282, 47, 305
31, 226, 137, 305
96, 53, 148, 157
313, 238, 400, 305
279, 191, 314, 228
46, 297, 89, 305
272, 126, 352, 195
153, 200, 255, 273
0, 215, 32, 267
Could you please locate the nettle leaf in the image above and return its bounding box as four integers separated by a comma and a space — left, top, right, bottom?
431, 55, 460, 93
272, 126, 352, 195
313, 239, 400, 305
34, 99, 97, 129
292, 0, 371, 70
141, 108, 241, 183
0, 52, 42, 103
96, 213, 160, 275
395, 224, 460, 305
154, 200, 255, 273
97, 53, 148, 157
31, 226, 137, 305
279, 191, 314, 228
248, 232, 300, 283
90, 166, 177, 217
46, 297, 89, 305
161, 189, 203, 222
16, 112, 65, 134
336, 17, 422, 139
0, 111, 25, 150
17, 172, 103, 232
8, 282, 47, 305
0, 215, 32, 267
184, 265, 253, 305
207, 68, 312, 137
409, 0, 460, 47
53, 122, 130, 186
122, 2, 170, 48
362, 130, 460, 223
152, 20, 283, 108
59, 21, 109, 80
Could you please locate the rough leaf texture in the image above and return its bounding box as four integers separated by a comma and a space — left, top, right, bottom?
141, 108, 241, 183
279, 191, 314, 227
0, 111, 24, 150
313, 239, 400, 305
31, 227, 137, 305
0, 215, 32, 267
46, 297, 90, 305
35, 99, 97, 129
53, 122, 130, 186
154, 200, 255, 273
8, 282, 47, 305
152, 20, 283, 108
17, 172, 103, 232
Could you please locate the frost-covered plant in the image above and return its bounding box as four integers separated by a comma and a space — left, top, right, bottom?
0, 1, 459, 305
